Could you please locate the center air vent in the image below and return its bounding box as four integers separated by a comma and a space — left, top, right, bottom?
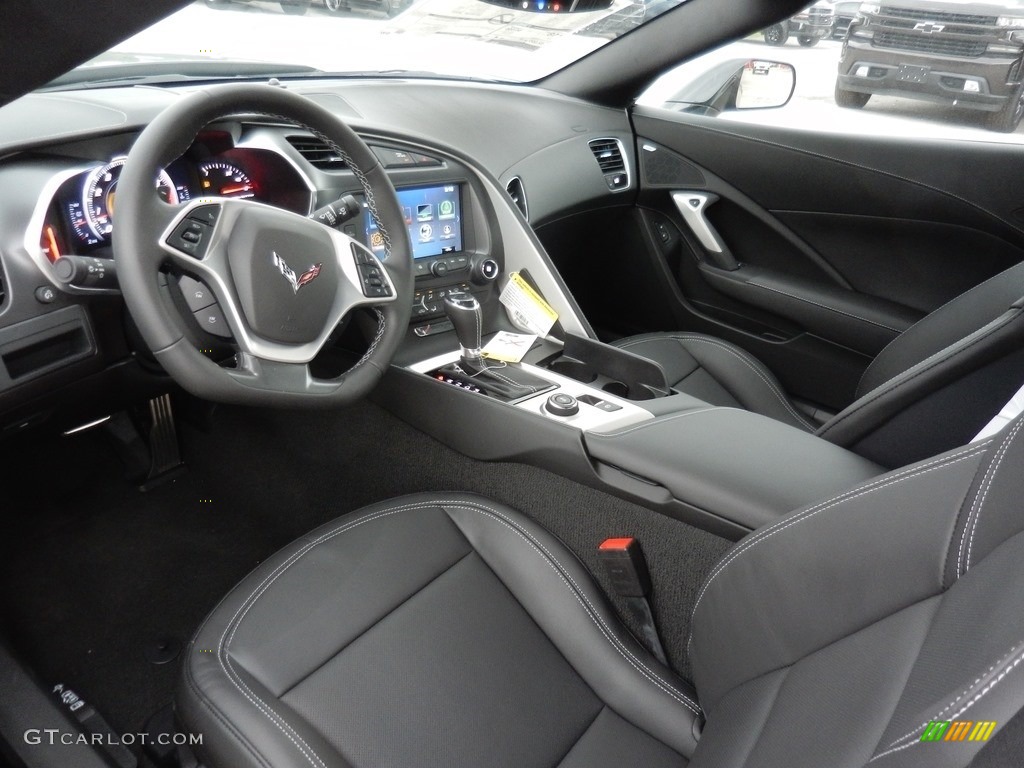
506, 176, 528, 221
286, 135, 349, 171
588, 138, 630, 192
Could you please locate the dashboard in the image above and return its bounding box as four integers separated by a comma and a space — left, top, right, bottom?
0, 78, 633, 435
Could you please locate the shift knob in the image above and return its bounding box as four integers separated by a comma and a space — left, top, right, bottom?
443, 291, 483, 362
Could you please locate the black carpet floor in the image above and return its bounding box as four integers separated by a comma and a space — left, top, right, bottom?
0, 399, 730, 756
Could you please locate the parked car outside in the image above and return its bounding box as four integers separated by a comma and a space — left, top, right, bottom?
835, 0, 1024, 132
762, 1, 835, 46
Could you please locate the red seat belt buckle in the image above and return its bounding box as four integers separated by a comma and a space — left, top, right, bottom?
598, 537, 653, 598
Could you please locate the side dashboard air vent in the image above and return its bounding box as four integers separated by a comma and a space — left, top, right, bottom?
588, 138, 630, 192
506, 176, 528, 220
286, 135, 349, 171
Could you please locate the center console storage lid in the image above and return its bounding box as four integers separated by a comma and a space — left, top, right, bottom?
584, 407, 883, 530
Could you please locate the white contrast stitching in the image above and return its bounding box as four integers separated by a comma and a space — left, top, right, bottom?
869, 643, 1024, 762
746, 280, 903, 333
880, 643, 1024, 754
960, 417, 1024, 573
217, 496, 700, 763
687, 443, 992, 653
617, 334, 816, 430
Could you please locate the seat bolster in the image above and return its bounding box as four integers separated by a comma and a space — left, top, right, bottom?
615, 333, 815, 431
688, 441, 990, 713
818, 305, 1024, 465
438, 495, 702, 757
857, 260, 1024, 398
180, 653, 352, 768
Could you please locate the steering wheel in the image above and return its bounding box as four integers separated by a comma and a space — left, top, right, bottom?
114, 84, 412, 407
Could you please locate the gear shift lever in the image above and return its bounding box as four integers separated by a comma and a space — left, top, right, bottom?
436, 290, 551, 401
443, 291, 483, 364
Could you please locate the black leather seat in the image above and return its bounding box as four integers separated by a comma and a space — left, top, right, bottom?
178, 419, 1024, 767
615, 261, 1024, 467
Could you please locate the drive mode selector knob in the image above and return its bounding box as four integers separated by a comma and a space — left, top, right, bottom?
545, 392, 579, 417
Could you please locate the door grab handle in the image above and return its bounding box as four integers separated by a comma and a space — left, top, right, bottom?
672, 192, 739, 270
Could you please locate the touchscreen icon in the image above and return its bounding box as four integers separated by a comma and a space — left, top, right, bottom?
402, 207, 413, 224
419, 224, 433, 241
441, 224, 455, 239
438, 199, 455, 220
417, 204, 432, 221
369, 231, 385, 250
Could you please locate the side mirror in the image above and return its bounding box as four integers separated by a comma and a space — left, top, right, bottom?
660, 59, 796, 116
734, 60, 796, 110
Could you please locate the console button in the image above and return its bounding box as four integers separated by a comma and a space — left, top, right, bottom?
414, 261, 430, 278
430, 260, 449, 278
545, 392, 579, 417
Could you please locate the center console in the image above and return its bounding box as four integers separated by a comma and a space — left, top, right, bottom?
357, 143, 886, 542
381, 275, 885, 540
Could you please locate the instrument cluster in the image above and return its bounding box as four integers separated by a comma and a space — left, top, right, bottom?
40, 131, 312, 262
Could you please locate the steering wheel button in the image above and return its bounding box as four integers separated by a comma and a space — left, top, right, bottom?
178, 275, 216, 312
193, 303, 232, 339
189, 205, 221, 227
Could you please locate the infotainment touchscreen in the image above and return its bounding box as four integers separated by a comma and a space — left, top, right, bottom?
364, 184, 463, 260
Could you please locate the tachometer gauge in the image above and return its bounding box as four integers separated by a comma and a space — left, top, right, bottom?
198, 161, 255, 199
82, 157, 178, 239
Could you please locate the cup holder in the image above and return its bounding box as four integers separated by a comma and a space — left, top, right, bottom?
601, 381, 629, 398
549, 358, 598, 384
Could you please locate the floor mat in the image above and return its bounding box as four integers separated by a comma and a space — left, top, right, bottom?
0, 399, 730, 750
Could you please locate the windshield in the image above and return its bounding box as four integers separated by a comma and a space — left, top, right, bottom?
55, 0, 688, 87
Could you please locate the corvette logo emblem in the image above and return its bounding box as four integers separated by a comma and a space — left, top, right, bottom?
272, 252, 322, 294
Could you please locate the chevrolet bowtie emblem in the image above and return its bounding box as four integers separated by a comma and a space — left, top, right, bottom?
272, 252, 322, 294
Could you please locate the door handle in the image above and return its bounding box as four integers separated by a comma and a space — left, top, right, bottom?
672, 191, 739, 270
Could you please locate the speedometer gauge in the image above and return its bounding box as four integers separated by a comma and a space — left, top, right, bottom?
198, 161, 255, 198
82, 158, 178, 239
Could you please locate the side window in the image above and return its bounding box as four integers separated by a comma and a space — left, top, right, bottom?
638, 2, 1024, 139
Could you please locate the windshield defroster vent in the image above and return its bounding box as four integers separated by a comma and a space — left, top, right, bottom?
506, 177, 528, 221
286, 135, 349, 171
588, 138, 630, 192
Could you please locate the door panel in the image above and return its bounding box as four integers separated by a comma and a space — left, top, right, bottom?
624, 108, 1024, 410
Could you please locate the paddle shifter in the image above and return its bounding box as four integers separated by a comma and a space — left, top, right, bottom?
443, 291, 484, 365
437, 290, 552, 401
